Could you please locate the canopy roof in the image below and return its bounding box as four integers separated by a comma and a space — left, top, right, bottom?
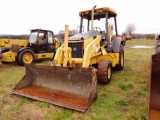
79, 7, 117, 20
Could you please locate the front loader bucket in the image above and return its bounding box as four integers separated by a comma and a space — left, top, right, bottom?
12, 64, 97, 112
149, 52, 160, 119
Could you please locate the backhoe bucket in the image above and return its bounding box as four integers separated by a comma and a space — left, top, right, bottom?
12, 64, 97, 112
149, 52, 160, 119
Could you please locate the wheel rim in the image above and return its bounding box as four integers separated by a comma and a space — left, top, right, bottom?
108, 66, 112, 80
23, 53, 33, 63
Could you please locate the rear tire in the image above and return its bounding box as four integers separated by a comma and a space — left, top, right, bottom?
97, 60, 112, 84
114, 46, 124, 71
17, 49, 35, 66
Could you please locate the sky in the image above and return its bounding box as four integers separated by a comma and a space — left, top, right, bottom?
0, 0, 160, 35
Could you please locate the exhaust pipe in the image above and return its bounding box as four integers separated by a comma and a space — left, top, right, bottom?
91, 5, 96, 31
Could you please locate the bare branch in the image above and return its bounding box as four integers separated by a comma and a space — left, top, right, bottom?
125, 24, 136, 35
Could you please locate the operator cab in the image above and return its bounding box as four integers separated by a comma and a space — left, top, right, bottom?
77, 7, 119, 51
29, 29, 56, 53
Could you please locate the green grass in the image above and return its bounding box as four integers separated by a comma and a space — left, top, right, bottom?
118, 83, 134, 90
44, 109, 72, 120
0, 39, 156, 120
125, 38, 156, 46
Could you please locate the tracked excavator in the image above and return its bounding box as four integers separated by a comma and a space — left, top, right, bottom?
12, 6, 124, 112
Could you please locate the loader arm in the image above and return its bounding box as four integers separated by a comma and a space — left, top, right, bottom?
82, 34, 102, 67
82, 23, 113, 67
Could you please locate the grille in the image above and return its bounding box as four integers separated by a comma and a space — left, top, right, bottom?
68, 42, 83, 58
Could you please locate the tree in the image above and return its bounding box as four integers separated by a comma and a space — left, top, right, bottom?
145, 34, 155, 39
71, 29, 78, 36
57, 29, 78, 42
69, 29, 78, 36
57, 30, 65, 41
125, 24, 136, 35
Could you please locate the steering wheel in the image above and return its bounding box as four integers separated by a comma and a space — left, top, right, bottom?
93, 27, 101, 32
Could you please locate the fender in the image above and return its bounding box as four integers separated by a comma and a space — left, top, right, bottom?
111, 37, 122, 52
0, 47, 10, 53
17, 47, 34, 56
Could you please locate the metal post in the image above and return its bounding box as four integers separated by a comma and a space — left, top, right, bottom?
79, 16, 83, 33
91, 5, 96, 31
64, 25, 69, 48
114, 17, 118, 37
87, 19, 90, 31
105, 12, 110, 49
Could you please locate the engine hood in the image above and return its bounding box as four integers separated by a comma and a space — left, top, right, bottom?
69, 30, 99, 41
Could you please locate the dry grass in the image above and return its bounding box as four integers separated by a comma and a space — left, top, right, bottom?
0, 39, 157, 120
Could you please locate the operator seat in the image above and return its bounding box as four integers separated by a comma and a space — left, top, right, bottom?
100, 30, 107, 46
39, 35, 48, 52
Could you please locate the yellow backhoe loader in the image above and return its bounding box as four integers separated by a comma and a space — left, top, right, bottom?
148, 37, 160, 120
0, 29, 60, 66
12, 6, 124, 112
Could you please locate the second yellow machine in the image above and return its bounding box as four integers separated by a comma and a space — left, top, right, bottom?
12, 6, 124, 112
0, 29, 60, 66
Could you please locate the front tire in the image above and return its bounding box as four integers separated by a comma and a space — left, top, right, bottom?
97, 60, 112, 84
17, 49, 35, 66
